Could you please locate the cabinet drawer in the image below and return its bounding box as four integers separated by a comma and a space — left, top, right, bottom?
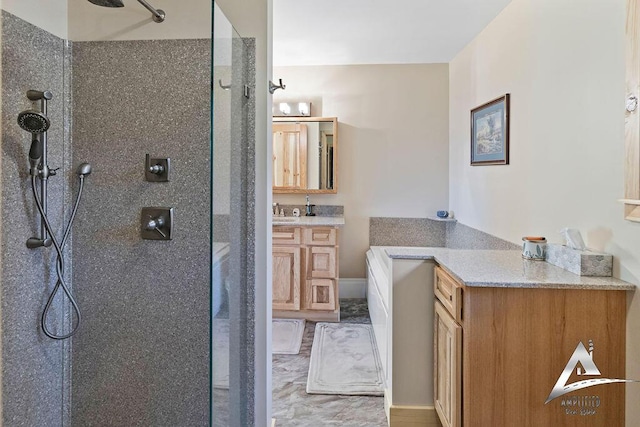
434, 266, 463, 323
307, 246, 337, 278
306, 279, 336, 310
303, 227, 337, 246
273, 227, 301, 245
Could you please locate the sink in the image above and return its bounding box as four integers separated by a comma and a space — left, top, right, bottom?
273, 216, 299, 222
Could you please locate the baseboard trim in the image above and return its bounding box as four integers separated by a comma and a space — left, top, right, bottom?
339, 278, 367, 299
389, 404, 439, 427
273, 309, 340, 322
384, 391, 392, 425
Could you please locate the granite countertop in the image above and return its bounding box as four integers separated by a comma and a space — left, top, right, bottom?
272, 216, 345, 227
381, 247, 635, 291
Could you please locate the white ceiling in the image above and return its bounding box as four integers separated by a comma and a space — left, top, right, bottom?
273, 0, 513, 66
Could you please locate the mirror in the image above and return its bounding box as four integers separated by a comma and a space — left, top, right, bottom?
272, 117, 338, 194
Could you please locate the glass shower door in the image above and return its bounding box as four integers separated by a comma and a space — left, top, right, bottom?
212, 3, 252, 426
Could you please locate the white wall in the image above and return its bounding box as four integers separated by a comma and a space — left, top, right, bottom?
2, 0, 68, 39
273, 64, 450, 278
448, 0, 640, 423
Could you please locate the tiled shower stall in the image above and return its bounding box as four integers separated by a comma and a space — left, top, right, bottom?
0, 8, 256, 426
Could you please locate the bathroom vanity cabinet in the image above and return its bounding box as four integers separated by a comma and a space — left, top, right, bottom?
273, 225, 340, 321
433, 265, 627, 427
433, 267, 462, 427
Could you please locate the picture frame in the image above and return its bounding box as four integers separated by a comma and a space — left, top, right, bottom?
470, 94, 510, 165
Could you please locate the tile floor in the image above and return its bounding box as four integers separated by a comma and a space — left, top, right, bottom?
272, 299, 388, 427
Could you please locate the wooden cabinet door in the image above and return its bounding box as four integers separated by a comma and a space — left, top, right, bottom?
307, 246, 336, 278
434, 301, 462, 427
273, 123, 307, 189
272, 246, 301, 311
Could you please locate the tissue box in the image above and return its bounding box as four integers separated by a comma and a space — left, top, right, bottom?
545, 243, 612, 277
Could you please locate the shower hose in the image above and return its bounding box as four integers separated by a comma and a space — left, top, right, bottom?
31, 174, 85, 340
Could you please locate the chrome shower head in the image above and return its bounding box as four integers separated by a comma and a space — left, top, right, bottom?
17, 110, 50, 134
87, 0, 124, 7
87, 0, 165, 22
77, 163, 92, 177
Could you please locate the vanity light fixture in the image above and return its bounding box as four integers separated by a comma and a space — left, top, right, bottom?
272, 101, 312, 117
279, 103, 292, 115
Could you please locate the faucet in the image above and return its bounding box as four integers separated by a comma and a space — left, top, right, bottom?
305, 195, 315, 216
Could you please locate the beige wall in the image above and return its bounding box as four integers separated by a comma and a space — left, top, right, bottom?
1, 0, 212, 41
273, 64, 450, 278
68, 0, 210, 41
448, 0, 639, 423
2, 0, 68, 38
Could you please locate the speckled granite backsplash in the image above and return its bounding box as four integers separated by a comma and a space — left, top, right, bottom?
369, 217, 446, 247
369, 217, 518, 250
445, 221, 519, 250
277, 204, 344, 217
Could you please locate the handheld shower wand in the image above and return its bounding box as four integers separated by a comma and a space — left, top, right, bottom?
28, 137, 43, 176
18, 92, 52, 248
19, 90, 92, 340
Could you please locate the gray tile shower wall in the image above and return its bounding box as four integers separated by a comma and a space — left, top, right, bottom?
71, 39, 211, 426
1, 12, 72, 427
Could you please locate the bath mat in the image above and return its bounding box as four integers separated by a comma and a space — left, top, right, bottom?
213, 318, 306, 389
272, 318, 305, 355
306, 323, 384, 396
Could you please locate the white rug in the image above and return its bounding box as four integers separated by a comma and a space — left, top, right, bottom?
306, 323, 384, 396
212, 318, 306, 389
272, 319, 306, 355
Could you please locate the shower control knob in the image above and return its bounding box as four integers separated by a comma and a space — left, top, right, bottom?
148, 164, 165, 174
145, 154, 170, 182
146, 216, 167, 237
146, 216, 164, 231
141, 207, 173, 240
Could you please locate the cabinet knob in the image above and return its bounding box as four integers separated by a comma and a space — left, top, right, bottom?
626, 94, 638, 112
